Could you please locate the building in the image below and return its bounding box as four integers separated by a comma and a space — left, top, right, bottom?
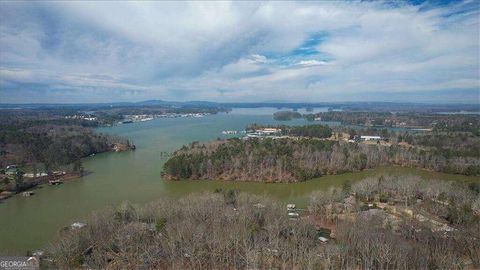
246, 128, 282, 139
258, 128, 281, 135
71, 222, 87, 229
318, 236, 329, 243
288, 212, 299, 218
5, 166, 18, 176
360, 136, 382, 141
6, 165, 17, 170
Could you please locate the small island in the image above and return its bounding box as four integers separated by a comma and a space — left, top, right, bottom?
273, 110, 302, 121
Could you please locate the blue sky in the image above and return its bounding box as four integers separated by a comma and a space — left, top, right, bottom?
0, 1, 478, 103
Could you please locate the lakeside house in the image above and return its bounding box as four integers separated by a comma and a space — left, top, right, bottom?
318, 236, 329, 243
65, 115, 97, 121
71, 222, 87, 229
288, 212, 300, 218
287, 204, 296, 211
5, 165, 18, 175
24, 172, 48, 178
351, 135, 384, 143
245, 128, 283, 139
360, 135, 382, 141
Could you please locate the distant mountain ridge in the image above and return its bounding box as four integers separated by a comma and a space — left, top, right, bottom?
0, 100, 478, 112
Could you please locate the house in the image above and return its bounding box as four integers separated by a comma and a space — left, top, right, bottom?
318, 236, 329, 243
246, 128, 282, 139
287, 204, 296, 211
360, 136, 382, 141
71, 222, 87, 229
32, 250, 44, 258
254, 203, 266, 209
6, 164, 17, 170
259, 128, 281, 135
24, 172, 48, 178
5, 166, 18, 175
288, 212, 299, 218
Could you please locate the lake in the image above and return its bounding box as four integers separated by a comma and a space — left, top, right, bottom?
0, 108, 478, 254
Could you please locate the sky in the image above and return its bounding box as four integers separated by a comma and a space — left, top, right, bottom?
0, 1, 479, 104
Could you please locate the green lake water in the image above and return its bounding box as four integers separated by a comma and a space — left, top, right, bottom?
0, 110, 478, 254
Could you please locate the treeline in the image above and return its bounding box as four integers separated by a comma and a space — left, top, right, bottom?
273, 110, 302, 121
0, 107, 128, 127
0, 107, 137, 170
397, 132, 480, 158
286, 125, 332, 138
0, 124, 132, 170
306, 111, 480, 131
334, 126, 480, 159
46, 176, 479, 269
163, 136, 480, 182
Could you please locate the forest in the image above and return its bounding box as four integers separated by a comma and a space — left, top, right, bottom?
306, 111, 480, 132
0, 125, 132, 169
45, 175, 480, 269
0, 108, 135, 195
163, 124, 480, 182
273, 111, 302, 121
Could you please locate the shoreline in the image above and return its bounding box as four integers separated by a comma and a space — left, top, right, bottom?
0, 145, 135, 202
162, 165, 480, 184
0, 172, 82, 202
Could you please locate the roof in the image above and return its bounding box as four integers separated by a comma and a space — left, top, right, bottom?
318, 236, 328, 242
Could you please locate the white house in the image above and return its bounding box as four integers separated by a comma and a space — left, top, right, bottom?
360, 136, 382, 141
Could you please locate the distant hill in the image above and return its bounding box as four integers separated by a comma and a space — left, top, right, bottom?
1, 100, 478, 113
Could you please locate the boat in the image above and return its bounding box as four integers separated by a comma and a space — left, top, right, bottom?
22, 191, 34, 197
49, 180, 63, 185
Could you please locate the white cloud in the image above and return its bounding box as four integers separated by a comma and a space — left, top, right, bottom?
295, 60, 328, 67
0, 1, 478, 103
249, 54, 267, 63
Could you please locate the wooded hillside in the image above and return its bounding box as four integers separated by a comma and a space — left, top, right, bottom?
163, 136, 480, 182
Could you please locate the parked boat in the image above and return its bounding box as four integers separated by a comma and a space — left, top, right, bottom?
22, 191, 34, 197
49, 180, 63, 185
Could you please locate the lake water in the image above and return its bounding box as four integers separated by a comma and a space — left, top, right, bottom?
229, 107, 330, 115
0, 108, 477, 254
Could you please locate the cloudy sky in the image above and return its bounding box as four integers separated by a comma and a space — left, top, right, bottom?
0, 1, 479, 103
